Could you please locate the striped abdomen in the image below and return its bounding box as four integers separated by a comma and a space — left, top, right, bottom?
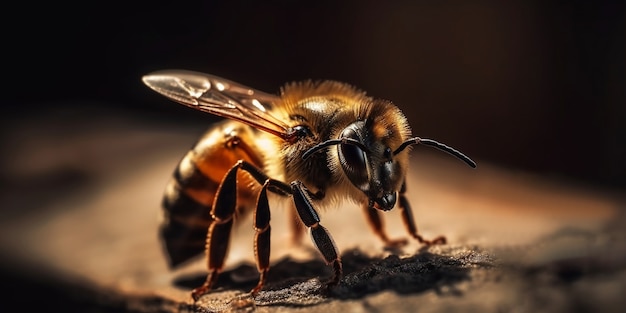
161, 121, 266, 267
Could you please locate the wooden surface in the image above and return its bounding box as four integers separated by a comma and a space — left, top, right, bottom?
1, 110, 624, 312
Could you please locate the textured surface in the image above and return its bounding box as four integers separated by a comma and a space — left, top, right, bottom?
1, 109, 623, 312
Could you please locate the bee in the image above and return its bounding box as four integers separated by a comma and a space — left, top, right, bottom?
142, 70, 476, 300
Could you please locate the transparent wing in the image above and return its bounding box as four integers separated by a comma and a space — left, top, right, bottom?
142, 70, 290, 139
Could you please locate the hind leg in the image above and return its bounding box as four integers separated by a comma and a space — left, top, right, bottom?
191, 163, 239, 301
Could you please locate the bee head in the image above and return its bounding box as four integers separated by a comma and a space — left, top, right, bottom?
334, 121, 403, 211
302, 121, 476, 212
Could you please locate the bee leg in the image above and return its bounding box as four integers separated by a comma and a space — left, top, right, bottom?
251, 180, 271, 295
227, 160, 291, 295
288, 203, 306, 245
398, 181, 446, 245
362, 203, 408, 248
191, 163, 240, 301
291, 181, 342, 287
191, 220, 233, 300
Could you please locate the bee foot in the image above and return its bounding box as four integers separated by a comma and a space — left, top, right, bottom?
383, 237, 409, 248
417, 235, 447, 246
191, 285, 210, 301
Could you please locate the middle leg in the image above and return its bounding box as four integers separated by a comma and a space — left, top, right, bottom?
251, 180, 271, 295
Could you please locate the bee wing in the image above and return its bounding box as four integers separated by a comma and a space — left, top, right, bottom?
142, 70, 290, 139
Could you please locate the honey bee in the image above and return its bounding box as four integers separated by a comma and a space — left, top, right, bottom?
142, 70, 476, 300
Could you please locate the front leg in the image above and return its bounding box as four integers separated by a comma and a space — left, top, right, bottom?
362, 203, 409, 248
398, 181, 446, 245
291, 181, 342, 286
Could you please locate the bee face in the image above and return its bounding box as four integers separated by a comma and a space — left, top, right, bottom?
337, 120, 404, 211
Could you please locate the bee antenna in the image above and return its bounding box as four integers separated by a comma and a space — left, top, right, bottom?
302, 138, 369, 160
393, 137, 477, 168
303, 139, 341, 160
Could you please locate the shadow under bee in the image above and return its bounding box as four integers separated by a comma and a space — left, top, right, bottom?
173, 248, 472, 301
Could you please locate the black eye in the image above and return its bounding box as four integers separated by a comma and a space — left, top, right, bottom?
338, 128, 368, 187
341, 141, 366, 171
292, 125, 312, 138
384, 147, 392, 160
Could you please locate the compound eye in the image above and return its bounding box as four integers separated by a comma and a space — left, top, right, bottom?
339, 128, 368, 187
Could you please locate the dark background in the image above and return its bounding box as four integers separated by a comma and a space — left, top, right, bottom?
4, 0, 625, 189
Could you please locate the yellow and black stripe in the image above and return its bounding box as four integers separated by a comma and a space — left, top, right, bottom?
161, 150, 218, 267
160, 121, 265, 268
